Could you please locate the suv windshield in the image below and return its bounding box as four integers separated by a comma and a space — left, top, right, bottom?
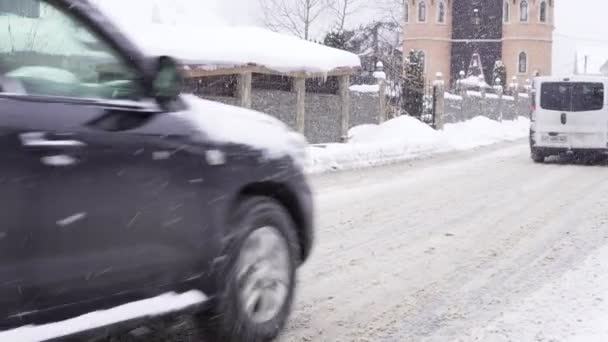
541, 82, 605, 112
0, 1, 142, 99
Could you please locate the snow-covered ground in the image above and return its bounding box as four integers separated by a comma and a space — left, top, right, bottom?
308, 115, 530, 173
471, 244, 608, 342
279, 141, 608, 342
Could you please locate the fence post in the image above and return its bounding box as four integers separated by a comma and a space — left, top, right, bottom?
434, 73, 445, 130
378, 79, 387, 123
494, 78, 504, 122
294, 77, 306, 134
374, 62, 387, 123
237, 72, 252, 108
338, 75, 351, 142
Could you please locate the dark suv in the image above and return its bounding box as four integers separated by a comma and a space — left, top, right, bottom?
0, 0, 314, 341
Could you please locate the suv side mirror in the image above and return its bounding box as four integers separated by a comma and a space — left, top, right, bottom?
152, 56, 183, 105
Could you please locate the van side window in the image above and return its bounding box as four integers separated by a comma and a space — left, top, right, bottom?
541, 82, 604, 112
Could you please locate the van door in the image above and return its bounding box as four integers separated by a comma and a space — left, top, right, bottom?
538, 81, 606, 149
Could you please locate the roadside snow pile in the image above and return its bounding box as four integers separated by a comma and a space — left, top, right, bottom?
308, 115, 529, 173
443, 116, 530, 150
470, 244, 608, 342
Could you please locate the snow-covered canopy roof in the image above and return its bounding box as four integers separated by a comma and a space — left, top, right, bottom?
123, 25, 361, 76
92, 1, 361, 77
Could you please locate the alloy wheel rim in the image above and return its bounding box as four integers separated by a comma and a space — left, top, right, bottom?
236, 226, 290, 324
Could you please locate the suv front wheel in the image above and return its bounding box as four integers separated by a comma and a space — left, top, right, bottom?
197, 196, 300, 342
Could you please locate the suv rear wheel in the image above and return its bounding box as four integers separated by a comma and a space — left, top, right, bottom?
196, 197, 299, 342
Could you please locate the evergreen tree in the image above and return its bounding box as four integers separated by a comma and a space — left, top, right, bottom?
403, 50, 425, 118
323, 30, 350, 50
492, 60, 507, 87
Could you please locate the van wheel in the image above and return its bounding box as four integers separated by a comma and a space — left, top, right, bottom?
196, 197, 299, 342
531, 149, 545, 163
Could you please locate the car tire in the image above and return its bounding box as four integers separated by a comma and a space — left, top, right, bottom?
196, 196, 300, 342
531, 149, 545, 163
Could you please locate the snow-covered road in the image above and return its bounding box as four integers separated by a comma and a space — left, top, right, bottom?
280, 140, 608, 342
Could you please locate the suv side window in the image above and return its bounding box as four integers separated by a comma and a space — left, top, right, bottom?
0, 1, 143, 100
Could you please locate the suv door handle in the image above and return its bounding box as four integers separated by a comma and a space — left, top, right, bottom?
20, 132, 86, 148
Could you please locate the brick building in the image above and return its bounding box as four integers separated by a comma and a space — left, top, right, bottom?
403, 0, 554, 87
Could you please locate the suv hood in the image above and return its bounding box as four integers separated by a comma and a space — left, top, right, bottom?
174, 95, 308, 169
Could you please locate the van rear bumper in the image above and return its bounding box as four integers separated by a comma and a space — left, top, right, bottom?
532, 146, 608, 155
530, 129, 608, 153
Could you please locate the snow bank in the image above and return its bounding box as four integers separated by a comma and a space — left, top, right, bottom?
470, 244, 608, 341
0, 291, 206, 342
177, 95, 308, 168
350, 84, 380, 93
308, 115, 529, 173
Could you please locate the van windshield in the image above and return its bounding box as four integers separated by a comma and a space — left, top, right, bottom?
541, 82, 604, 112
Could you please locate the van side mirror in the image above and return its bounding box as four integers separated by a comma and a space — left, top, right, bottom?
151, 56, 183, 105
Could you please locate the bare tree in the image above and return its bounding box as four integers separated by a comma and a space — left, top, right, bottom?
259, 0, 329, 40
329, 0, 366, 31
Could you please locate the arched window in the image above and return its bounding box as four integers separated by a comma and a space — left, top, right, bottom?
418, 1, 427, 22
520, 0, 529, 22
518, 52, 528, 74
438, 1, 446, 23
539, 1, 548, 22
503, 1, 510, 23
405, 3, 409, 23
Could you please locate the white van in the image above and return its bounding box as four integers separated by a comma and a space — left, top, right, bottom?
530, 76, 607, 162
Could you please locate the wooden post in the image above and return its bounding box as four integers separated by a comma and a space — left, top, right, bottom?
338, 75, 351, 142
237, 72, 252, 108
374, 62, 387, 123
294, 77, 306, 134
